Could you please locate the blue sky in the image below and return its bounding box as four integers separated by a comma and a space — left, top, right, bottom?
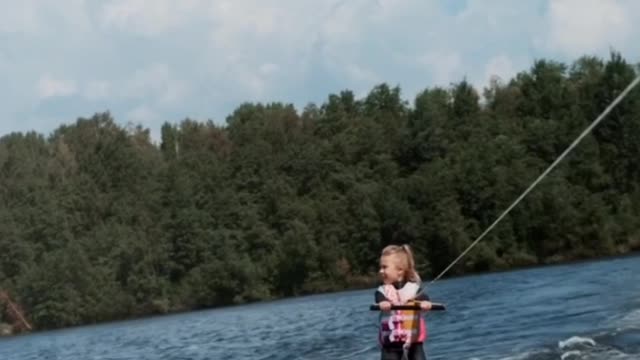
1, 0, 639, 142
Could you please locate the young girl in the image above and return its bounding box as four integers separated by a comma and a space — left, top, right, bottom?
375, 244, 432, 360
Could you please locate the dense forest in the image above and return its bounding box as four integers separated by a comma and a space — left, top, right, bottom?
1, 52, 639, 333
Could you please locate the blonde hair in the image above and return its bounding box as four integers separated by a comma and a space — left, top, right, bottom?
381, 244, 421, 283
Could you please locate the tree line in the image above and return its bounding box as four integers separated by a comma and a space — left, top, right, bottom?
1, 52, 639, 332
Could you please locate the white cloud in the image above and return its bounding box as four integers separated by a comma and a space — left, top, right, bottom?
259, 63, 279, 76
418, 51, 463, 86
0, 1, 92, 34
208, 1, 279, 42
84, 81, 111, 100
370, 0, 431, 22
37, 75, 77, 99
484, 55, 517, 86
544, 0, 632, 56
318, 1, 366, 43
204, 1, 333, 90
0, 2, 39, 34
2, 0, 640, 140
100, 0, 205, 36
459, 0, 530, 28
126, 105, 157, 125
345, 64, 380, 84
315, 1, 371, 75
124, 63, 189, 105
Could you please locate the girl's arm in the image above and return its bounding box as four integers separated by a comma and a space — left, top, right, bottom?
375, 291, 389, 303
375, 288, 392, 311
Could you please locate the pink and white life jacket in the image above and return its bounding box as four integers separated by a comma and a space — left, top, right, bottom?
377, 283, 427, 347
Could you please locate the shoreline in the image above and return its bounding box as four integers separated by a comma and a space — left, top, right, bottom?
2, 250, 639, 338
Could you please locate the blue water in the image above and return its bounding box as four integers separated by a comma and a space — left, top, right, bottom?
1, 255, 639, 360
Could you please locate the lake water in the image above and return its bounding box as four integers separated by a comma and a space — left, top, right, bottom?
1, 255, 639, 359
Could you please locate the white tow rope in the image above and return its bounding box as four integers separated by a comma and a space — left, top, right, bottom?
430, 75, 640, 285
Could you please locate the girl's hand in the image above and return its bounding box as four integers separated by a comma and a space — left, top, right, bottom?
379, 301, 392, 311
420, 301, 432, 311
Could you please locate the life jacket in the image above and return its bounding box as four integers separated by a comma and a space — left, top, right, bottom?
378, 284, 427, 346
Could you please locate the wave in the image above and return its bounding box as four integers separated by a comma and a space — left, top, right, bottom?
613, 308, 640, 330
558, 336, 596, 350
497, 331, 639, 360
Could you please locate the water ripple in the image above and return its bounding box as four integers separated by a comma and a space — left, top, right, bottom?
0, 256, 639, 360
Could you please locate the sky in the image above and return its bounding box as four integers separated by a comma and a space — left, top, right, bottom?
1, 0, 639, 141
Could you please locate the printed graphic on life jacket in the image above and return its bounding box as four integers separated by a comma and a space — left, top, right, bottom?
379, 301, 423, 345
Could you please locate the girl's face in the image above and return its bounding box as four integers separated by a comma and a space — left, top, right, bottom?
379, 254, 404, 284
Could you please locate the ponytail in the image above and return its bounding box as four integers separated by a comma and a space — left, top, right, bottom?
402, 244, 421, 283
